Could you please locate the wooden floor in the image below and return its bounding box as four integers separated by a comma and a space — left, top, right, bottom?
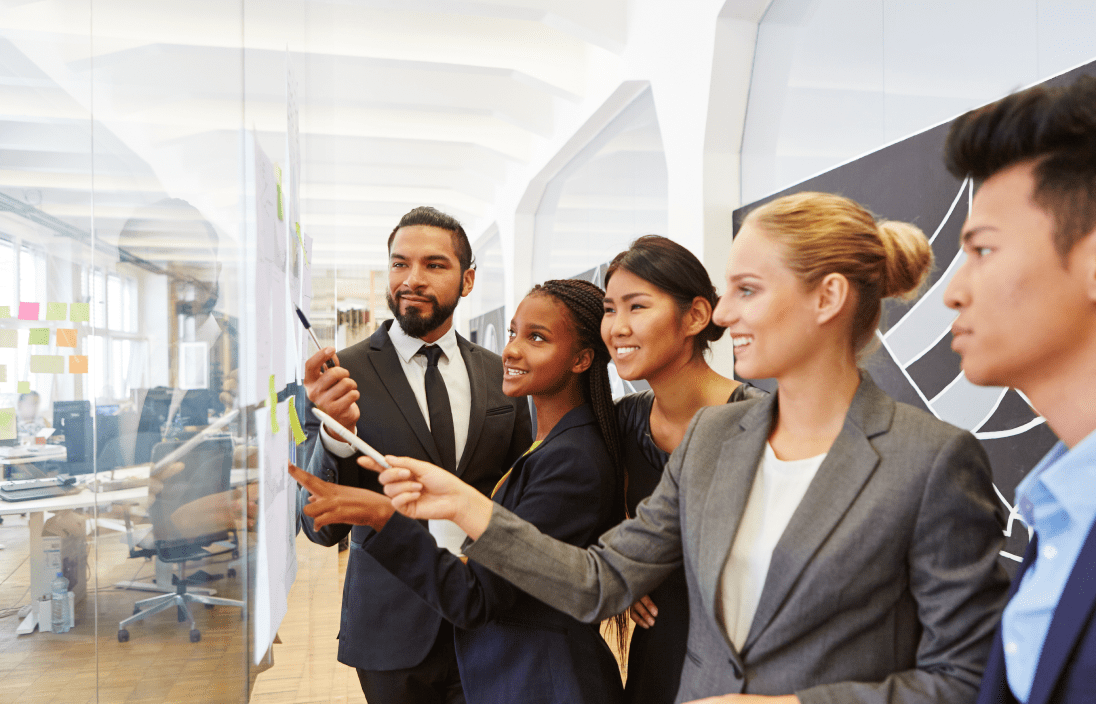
0, 514, 624, 704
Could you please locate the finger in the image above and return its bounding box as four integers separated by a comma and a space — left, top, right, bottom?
304, 347, 337, 381
375, 467, 413, 484
640, 595, 658, 618
384, 455, 444, 477
357, 455, 385, 474
631, 601, 655, 628
288, 463, 328, 495
383, 481, 423, 498
390, 492, 421, 512
628, 606, 649, 628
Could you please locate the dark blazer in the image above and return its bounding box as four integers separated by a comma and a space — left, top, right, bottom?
465, 374, 1010, 704
298, 321, 531, 671
364, 404, 623, 704
977, 521, 1096, 704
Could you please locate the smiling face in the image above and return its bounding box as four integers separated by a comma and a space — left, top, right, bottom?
387, 224, 474, 342
944, 162, 1096, 392
502, 294, 591, 399
712, 222, 824, 380
601, 268, 695, 382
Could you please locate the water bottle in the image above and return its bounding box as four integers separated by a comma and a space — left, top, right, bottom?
51, 572, 70, 633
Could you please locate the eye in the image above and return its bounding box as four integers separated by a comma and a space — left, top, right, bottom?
530, 332, 546, 342
738, 285, 755, 297
630, 303, 646, 311
973, 246, 992, 258
507, 328, 516, 340
391, 261, 406, 269
603, 306, 615, 315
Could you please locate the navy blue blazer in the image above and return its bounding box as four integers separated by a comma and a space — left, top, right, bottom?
978, 520, 1096, 704
365, 403, 624, 704
297, 321, 532, 671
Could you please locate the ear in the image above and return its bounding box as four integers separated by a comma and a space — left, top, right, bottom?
1073, 229, 1096, 303
815, 273, 850, 325
461, 268, 476, 298
681, 296, 713, 338
571, 347, 594, 375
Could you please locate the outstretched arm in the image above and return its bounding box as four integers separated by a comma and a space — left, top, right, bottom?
289, 463, 394, 531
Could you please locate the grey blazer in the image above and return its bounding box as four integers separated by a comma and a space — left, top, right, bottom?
465, 374, 1010, 704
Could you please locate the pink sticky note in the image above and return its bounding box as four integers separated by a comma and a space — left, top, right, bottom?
18, 302, 39, 320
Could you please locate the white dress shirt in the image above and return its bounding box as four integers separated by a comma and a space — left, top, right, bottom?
319, 319, 473, 553
719, 443, 826, 650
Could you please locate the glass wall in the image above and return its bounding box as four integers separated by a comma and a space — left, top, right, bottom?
0, 2, 286, 701
741, 0, 1096, 203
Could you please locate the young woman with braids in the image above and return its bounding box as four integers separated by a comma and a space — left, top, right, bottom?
290, 278, 626, 704
604, 236, 761, 704
365, 193, 1010, 704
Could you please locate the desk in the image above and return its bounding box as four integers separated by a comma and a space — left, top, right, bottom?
0, 445, 68, 479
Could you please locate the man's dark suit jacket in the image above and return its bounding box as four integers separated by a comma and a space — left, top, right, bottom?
977, 522, 1096, 704
364, 404, 624, 704
298, 321, 532, 671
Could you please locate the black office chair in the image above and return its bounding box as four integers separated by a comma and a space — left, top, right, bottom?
117, 436, 242, 643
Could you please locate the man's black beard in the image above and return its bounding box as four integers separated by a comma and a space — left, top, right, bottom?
387, 288, 460, 339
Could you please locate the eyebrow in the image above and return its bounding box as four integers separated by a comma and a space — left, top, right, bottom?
603, 292, 652, 303
727, 273, 760, 283
960, 225, 997, 245
390, 253, 453, 263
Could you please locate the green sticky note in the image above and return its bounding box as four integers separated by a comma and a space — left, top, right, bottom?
18, 381, 30, 394
70, 302, 90, 322
276, 184, 284, 221
0, 409, 15, 440
295, 222, 310, 265
288, 400, 306, 445
0, 306, 9, 319
269, 375, 280, 434
30, 355, 64, 373
0, 329, 15, 348
28, 328, 49, 345
45, 302, 67, 320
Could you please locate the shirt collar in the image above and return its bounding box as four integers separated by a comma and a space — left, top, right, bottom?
388, 318, 460, 365
1016, 427, 1096, 531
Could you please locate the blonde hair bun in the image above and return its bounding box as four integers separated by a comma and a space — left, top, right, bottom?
876, 220, 932, 301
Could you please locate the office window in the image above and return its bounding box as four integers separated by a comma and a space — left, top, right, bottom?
0, 237, 14, 304
91, 269, 106, 329
107, 274, 122, 330
19, 245, 46, 302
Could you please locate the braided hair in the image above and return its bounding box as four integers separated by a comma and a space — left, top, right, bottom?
530, 278, 630, 657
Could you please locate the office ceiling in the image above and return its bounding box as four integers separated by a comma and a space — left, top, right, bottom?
0, 0, 630, 274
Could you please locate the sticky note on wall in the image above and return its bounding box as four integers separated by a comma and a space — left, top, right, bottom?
0, 330, 15, 348
0, 409, 15, 440
0, 365, 6, 383
30, 355, 63, 374
70, 302, 90, 322
17, 381, 30, 394
69, 356, 88, 374
0, 306, 9, 319
28, 328, 49, 345
45, 303, 67, 321
19, 302, 39, 320
288, 399, 306, 445
57, 329, 77, 348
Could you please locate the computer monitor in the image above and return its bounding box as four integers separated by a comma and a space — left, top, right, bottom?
53, 400, 94, 474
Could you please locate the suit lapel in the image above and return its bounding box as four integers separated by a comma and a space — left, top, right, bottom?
1028, 519, 1096, 704
366, 324, 442, 467
456, 335, 486, 478
698, 395, 774, 625
743, 375, 893, 653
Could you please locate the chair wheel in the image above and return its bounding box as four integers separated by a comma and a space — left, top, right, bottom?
118, 629, 129, 642
232, 550, 239, 559
205, 603, 215, 609
190, 629, 201, 643
227, 568, 237, 578
177, 606, 187, 622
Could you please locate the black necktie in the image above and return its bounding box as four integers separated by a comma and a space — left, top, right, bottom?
418, 344, 456, 473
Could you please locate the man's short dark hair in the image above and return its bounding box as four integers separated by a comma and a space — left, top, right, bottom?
944, 74, 1096, 261
387, 206, 476, 273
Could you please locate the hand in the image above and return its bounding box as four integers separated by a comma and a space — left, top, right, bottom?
303, 347, 360, 432
357, 454, 494, 539
629, 595, 658, 629
288, 462, 394, 530
233, 482, 260, 529
685, 696, 799, 703
219, 368, 239, 411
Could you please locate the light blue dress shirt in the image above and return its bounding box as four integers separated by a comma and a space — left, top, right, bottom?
1003, 427, 1096, 702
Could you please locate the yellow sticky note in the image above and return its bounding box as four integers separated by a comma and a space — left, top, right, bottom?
69, 355, 88, 374
70, 302, 90, 322
295, 222, 310, 265
0, 330, 15, 348
30, 355, 63, 374
288, 400, 306, 445
268, 375, 280, 434
46, 302, 67, 321
0, 365, 6, 383
0, 306, 9, 319
57, 328, 78, 348
0, 408, 15, 440
18, 381, 30, 394
276, 184, 284, 221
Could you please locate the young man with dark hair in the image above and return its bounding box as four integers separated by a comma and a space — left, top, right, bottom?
298, 206, 531, 704
944, 73, 1096, 704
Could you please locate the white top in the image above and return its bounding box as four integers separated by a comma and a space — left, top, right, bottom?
319, 319, 473, 554
719, 443, 826, 650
